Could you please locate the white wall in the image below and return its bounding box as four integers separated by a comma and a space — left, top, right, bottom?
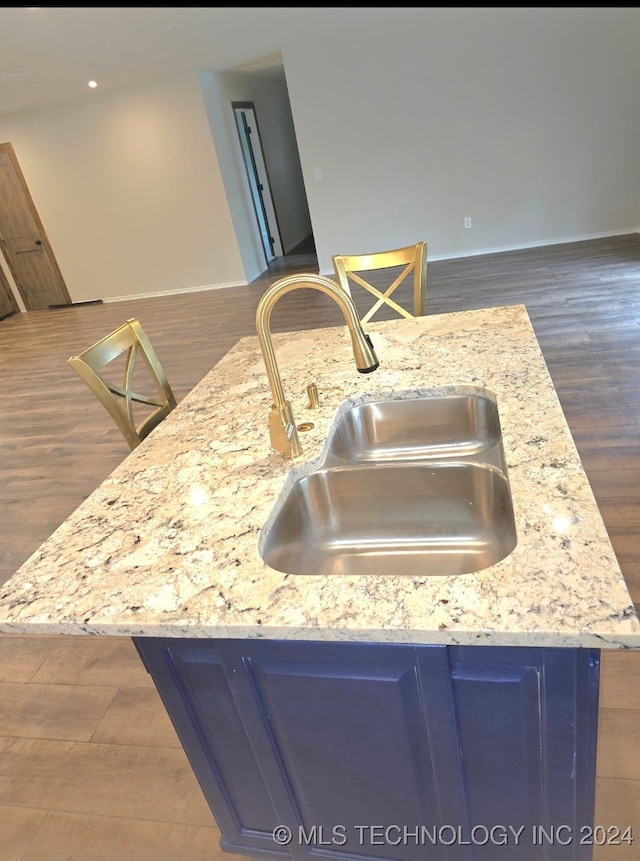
0, 73, 246, 302
282, 7, 640, 272
198, 69, 265, 284
1, 9, 638, 303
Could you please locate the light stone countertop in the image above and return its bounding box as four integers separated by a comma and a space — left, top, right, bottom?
1, 304, 639, 648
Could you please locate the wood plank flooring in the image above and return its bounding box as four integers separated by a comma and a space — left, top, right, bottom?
1, 234, 640, 858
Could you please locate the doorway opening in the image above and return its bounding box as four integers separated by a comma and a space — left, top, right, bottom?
232, 103, 283, 265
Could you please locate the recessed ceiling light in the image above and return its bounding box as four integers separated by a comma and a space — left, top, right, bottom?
88, 80, 98, 89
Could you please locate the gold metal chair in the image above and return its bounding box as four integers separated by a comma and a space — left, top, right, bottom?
68, 318, 177, 451
332, 241, 427, 323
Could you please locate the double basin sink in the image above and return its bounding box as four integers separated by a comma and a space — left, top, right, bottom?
260, 388, 517, 577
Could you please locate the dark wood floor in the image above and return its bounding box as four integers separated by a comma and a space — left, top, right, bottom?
0, 235, 639, 858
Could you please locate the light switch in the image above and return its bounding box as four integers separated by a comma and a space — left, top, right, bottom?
313, 168, 323, 181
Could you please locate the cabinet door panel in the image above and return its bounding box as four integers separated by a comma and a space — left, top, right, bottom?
450, 662, 544, 826
541, 648, 600, 847
242, 640, 471, 861
448, 646, 599, 861
134, 639, 284, 854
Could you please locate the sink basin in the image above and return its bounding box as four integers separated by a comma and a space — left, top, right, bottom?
260, 389, 517, 577
260, 462, 517, 577
328, 394, 502, 462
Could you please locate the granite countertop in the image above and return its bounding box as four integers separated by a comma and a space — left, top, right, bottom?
1, 304, 639, 648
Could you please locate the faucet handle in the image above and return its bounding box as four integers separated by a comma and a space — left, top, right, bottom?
307, 383, 320, 409
268, 401, 302, 458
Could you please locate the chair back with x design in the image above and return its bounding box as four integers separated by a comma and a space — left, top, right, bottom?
68, 318, 176, 450
332, 241, 427, 323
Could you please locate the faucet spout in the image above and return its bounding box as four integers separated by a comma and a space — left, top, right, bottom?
256, 273, 379, 458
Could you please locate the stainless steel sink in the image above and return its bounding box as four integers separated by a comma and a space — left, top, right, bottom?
261, 462, 516, 577
260, 390, 517, 577
327, 394, 502, 462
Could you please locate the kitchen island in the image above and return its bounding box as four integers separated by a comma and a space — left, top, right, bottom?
0, 304, 638, 859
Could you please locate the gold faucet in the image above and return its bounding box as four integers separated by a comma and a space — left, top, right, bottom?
256, 273, 379, 458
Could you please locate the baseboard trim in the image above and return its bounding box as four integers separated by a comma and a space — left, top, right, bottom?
48, 299, 104, 309
64, 229, 640, 303
102, 279, 248, 303
427, 227, 640, 263
318, 229, 640, 275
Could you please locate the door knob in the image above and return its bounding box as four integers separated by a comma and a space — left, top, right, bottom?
34, 239, 42, 245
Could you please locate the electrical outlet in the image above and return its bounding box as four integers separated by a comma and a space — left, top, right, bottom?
464, 216, 473, 229
313, 168, 323, 181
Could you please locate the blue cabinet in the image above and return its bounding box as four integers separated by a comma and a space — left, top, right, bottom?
134, 638, 599, 860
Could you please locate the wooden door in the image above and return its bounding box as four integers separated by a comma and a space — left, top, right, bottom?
0, 263, 18, 320
0, 142, 70, 310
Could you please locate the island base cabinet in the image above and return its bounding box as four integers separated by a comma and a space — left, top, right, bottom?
134, 638, 599, 861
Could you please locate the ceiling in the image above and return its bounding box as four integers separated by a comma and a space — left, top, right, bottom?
0, 7, 412, 119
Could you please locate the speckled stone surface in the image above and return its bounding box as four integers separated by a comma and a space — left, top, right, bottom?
1, 304, 638, 648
